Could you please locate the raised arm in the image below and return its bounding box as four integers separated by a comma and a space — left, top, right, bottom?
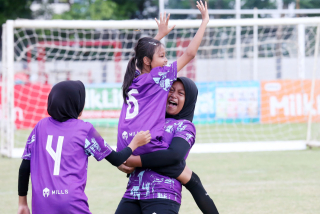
177, 1, 209, 72
125, 137, 191, 168
154, 12, 176, 41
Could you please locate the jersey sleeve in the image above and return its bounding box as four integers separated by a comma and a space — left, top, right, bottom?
84, 126, 113, 161
173, 121, 196, 147
21, 128, 37, 160
151, 61, 177, 91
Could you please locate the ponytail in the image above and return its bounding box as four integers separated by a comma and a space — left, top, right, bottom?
122, 56, 136, 103
122, 37, 162, 103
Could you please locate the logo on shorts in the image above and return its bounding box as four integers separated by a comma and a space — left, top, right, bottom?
43, 187, 50, 197
122, 131, 128, 140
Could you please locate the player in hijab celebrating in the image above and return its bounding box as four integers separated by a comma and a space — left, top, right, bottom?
116, 1, 218, 213
117, 78, 218, 214
17, 80, 151, 214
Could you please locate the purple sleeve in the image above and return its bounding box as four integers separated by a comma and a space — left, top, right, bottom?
173, 121, 196, 147
22, 128, 37, 160
151, 61, 177, 91
84, 126, 113, 161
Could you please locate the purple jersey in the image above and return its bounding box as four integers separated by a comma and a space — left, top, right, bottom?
117, 62, 177, 155
123, 118, 196, 204
22, 117, 113, 214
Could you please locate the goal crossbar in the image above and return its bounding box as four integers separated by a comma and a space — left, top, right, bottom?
12, 17, 320, 29
2, 17, 320, 157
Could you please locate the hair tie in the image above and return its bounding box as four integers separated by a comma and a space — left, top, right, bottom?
148, 42, 157, 46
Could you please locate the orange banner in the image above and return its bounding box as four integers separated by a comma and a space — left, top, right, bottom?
261, 80, 320, 123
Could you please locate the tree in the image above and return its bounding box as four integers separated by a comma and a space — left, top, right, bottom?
53, 0, 159, 20
241, 0, 276, 10
0, 0, 32, 56
0, 0, 32, 26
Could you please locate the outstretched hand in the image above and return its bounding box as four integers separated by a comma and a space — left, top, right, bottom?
196, 0, 209, 23
154, 12, 176, 40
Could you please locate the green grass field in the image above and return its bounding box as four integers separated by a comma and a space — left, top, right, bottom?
1, 149, 320, 214
12, 122, 320, 148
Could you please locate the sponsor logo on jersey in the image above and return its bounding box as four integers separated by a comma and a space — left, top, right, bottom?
43, 187, 50, 197
122, 131, 128, 140
43, 187, 69, 197
52, 189, 69, 195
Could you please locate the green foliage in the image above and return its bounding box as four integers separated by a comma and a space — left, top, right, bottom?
241, 0, 276, 9
299, 0, 320, 9
53, 0, 158, 20
0, 0, 32, 25
53, 0, 118, 20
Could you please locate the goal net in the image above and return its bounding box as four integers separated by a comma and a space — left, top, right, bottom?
2, 18, 320, 157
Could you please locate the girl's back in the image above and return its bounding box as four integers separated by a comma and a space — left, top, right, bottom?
23, 117, 112, 214
117, 61, 177, 155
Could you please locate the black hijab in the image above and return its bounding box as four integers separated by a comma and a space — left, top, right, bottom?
165, 77, 198, 122
47, 80, 86, 122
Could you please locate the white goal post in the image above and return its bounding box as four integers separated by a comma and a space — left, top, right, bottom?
2, 17, 320, 157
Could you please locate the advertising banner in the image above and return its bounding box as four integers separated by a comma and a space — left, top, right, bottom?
0, 84, 51, 129
8, 80, 320, 129
194, 81, 260, 124
261, 80, 320, 123
81, 83, 122, 126
1, 81, 263, 129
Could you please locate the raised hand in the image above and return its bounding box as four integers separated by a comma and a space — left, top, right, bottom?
196, 0, 209, 23
154, 12, 176, 40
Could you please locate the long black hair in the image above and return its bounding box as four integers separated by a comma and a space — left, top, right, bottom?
122, 37, 162, 103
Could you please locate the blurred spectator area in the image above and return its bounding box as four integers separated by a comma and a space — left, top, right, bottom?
30, 0, 72, 16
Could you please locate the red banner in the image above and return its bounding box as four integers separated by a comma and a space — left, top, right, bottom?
0, 84, 52, 129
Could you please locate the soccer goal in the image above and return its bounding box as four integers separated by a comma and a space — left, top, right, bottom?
2, 18, 320, 157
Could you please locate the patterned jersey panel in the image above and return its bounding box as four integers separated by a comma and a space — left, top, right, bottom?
172, 120, 196, 147
22, 125, 38, 160
84, 126, 113, 161
151, 61, 177, 91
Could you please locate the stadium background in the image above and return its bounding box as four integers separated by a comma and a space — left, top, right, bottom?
1, 0, 320, 213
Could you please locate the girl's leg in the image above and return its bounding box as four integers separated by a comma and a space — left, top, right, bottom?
177, 166, 219, 214
140, 198, 180, 214
115, 198, 142, 214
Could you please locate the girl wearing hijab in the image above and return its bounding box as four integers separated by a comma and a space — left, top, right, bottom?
17, 80, 151, 214
115, 78, 219, 214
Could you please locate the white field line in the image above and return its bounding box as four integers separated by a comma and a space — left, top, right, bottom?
11, 141, 307, 158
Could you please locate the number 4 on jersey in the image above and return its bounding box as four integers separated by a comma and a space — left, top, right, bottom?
46, 135, 64, 176
125, 89, 139, 119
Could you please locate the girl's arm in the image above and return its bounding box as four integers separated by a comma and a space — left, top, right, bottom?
154, 12, 176, 41
177, 1, 209, 72
105, 131, 151, 167
17, 196, 30, 214
17, 160, 31, 214
125, 137, 190, 168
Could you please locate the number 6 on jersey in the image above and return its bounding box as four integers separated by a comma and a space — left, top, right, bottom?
46, 135, 64, 176
125, 89, 139, 119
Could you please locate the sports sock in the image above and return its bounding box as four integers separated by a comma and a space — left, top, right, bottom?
183, 172, 219, 214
